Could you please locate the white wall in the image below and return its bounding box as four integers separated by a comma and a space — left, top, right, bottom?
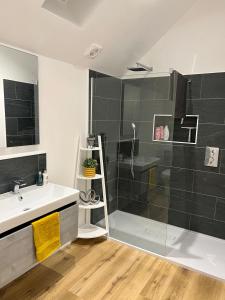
38, 56, 88, 187
0, 50, 89, 190
140, 0, 225, 75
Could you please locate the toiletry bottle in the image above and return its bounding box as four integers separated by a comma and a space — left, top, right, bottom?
36, 171, 43, 186
43, 170, 48, 185
164, 125, 169, 141
155, 127, 161, 140
160, 126, 164, 140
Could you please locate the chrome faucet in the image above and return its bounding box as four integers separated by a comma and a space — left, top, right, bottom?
12, 178, 26, 200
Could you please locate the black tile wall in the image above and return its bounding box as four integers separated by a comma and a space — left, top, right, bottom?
3, 79, 39, 147
185, 74, 202, 100
90, 70, 121, 224
91, 70, 225, 241
118, 71, 225, 239
201, 73, 225, 99
0, 153, 46, 194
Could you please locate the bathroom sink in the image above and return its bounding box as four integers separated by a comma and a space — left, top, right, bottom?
0, 183, 79, 234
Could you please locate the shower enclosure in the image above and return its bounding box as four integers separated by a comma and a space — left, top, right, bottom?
90, 69, 197, 256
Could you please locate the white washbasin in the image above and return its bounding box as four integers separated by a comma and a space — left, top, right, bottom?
0, 183, 79, 234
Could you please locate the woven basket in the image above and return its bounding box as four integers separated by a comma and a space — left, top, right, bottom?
83, 167, 96, 177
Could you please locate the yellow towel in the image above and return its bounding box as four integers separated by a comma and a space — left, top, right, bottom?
32, 212, 61, 262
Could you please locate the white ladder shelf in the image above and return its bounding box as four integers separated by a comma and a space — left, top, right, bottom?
75, 135, 109, 239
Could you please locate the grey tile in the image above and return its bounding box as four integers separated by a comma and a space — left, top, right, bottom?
138, 142, 173, 167
153, 77, 170, 100
148, 186, 216, 218
0, 155, 43, 194
220, 150, 225, 174
215, 199, 225, 222
16, 81, 34, 101
5, 99, 32, 118
166, 167, 194, 192
119, 198, 149, 218
38, 154, 47, 172
104, 141, 118, 162
122, 100, 141, 122
3, 79, 16, 99
169, 190, 216, 218
7, 135, 34, 147
93, 120, 120, 142
190, 215, 225, 239
141, 77, 170, 100
118, 161, 150, 183
172, 145, 220, 173
139, 100, 173, 121
138, 122, 154, 143
0, 183, 10, 194
185, 74, 202, 99
201, 72, 225, 99
5, 118, 18, 135
18, 118, 35, 135
197, 124, 225, 148
94, 76, 121, 100
121, 121, 153, 142
93, 97, 121, 121
118, 178, 151, 203
107, 179, 118, 202
186, 99, 225, 124
0, 155, 38, 185
149, 204, 168, 223
193, 171, 225, 198
123, 80, 141, 101
168, 209, 190, 229
105, 160, 118, 181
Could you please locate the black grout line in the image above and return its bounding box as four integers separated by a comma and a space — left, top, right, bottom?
117, 178, 221, 200
199, 74, 203, 99
93, 96, 121, 101
187, 97, 225, 101
118, 195, 219, 223
213, 198, 218, 220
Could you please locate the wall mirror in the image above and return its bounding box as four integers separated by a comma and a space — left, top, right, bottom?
0, 45, 39, 148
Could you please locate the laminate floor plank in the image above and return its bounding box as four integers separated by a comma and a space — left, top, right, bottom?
1, 238, 225, 300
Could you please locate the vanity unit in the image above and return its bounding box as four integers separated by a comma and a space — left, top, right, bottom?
0, 183, 79, 288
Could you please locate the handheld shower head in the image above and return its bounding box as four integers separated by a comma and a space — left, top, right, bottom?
131, 123, 136, 129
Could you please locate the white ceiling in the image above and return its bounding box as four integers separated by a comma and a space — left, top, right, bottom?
0, 0, 197, 77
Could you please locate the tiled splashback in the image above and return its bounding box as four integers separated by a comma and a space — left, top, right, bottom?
0, 153, 46, 194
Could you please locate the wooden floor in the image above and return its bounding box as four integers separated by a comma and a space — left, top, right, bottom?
1, 238, 225, 300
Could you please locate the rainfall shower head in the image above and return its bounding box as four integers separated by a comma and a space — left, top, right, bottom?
128, 62, 153, 72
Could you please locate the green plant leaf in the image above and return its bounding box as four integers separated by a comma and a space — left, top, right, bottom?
82, 158, 98, 168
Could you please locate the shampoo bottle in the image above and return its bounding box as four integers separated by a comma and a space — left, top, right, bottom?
36, 171, 43, 186
164, 125, 169, 141
43, 170, 48, 185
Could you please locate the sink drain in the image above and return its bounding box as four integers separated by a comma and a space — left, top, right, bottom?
23, 208, 31, 211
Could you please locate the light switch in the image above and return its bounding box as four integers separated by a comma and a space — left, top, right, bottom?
204, 147, 219, 167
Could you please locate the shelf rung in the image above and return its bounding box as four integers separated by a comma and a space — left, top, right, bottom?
78, 224, 108, 239
77, 174, 103, 180
80, 147, 100, 151
79, 202, 105, 209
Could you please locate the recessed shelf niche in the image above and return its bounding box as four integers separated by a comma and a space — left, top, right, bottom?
152, 114, 199, 144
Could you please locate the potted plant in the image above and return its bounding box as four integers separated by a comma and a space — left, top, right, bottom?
83, 158, 98, 177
